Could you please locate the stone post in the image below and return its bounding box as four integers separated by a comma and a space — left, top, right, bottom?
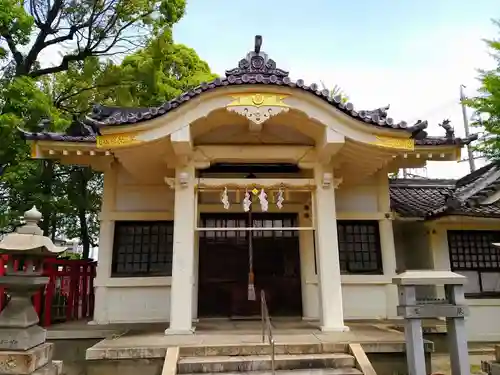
0, 207, 67, 375
393, 270, 470, 375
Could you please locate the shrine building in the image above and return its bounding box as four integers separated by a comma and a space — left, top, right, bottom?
20, 36, 500, 342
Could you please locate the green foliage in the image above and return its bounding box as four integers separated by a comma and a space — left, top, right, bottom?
465, 19, 500, 160
58, 251, 83, 260
320, 82, 349, 104
0, 0, 214, 258
0, 0, 186, 78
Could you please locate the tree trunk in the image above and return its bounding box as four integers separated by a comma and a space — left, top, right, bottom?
51, 213, 57, 243
79, 207, 90, 259
40, 160, 54, 236
78, 168, 91, 259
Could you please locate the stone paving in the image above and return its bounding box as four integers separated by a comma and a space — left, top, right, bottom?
82, 319, 433, 360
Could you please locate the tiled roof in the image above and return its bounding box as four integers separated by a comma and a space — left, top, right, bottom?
85, 36, 425, 131
19, 36, 477, 147
18, 127, 477, 147
390, 166, 500, 219
390, 179, 455, 218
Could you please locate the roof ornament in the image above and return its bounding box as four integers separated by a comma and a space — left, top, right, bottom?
37, 118, 51, 132
254, 35, 262, 54
409, 120, 428, 140
439, 119, 455, 140
359, 105, 391, 123
66, 116, 98, 137
225, 35, 289, 80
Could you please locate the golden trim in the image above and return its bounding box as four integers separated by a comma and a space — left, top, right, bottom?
372, 136, 414, 151
30, 143, 39, 158
96, 133, 141, 149
227, 93, 289, 108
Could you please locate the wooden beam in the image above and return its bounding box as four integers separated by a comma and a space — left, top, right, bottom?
196, 178, 316, 190
193, 145, 315, 165
317, 127, 345, 164
171, 126, 192, 157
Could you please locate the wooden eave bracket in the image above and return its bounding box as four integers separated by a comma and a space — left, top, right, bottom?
171, 126, 193, 165
317, 128, 345, 164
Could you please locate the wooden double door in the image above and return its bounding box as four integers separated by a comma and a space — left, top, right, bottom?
197, 213, 302, 318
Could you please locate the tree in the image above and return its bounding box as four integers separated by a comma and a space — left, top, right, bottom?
0, 0, 185, 240
0, 0, 186, 78
465, 19, 500, 160
0, 20, 216, 258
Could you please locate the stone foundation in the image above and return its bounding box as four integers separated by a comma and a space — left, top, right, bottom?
0, 343, 62, 375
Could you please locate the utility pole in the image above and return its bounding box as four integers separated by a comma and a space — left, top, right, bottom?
460, 84, 476, 173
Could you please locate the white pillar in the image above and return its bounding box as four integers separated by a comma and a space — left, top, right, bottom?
192, 231, 199, 321
299, 210, 318, 320
165, 164, 196, 335
89, 164, 116, 325
313, 164, 348, 331
429, 225, 452, 299
379, 218, 398, 318
90, 219, 114, 325
377, 169, 398, 319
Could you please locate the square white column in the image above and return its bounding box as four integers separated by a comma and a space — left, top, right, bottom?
313, 164, 348, 332
90, 165, 116, 325
299, 211, 318, 320
165, 164, 196, 335
379, 218, 399, 318
90, 219, 114, 325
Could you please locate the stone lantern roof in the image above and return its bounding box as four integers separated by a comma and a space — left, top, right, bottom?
0, 206, 67, 256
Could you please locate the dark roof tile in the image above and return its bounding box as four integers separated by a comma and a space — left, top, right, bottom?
85, 36, 427, 134
390, 170, 500, 219
18, 36, 478, 149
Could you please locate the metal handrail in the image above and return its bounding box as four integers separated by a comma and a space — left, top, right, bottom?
260, 290, 275, 375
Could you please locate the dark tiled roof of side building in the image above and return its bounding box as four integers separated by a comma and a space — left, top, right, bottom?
390, 164, 500, 219
19, 36, 477, 146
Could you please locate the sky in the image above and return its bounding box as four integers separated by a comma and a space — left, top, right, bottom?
172, 0, 500, 178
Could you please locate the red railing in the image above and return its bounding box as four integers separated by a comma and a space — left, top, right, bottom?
0, 256, 96, 327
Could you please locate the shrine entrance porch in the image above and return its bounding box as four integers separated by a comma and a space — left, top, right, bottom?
197, 213, 303, 318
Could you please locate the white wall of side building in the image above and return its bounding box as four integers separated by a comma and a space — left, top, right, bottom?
394, 219, 500, 342
426, 222, 500, 342
92, 166, 400, 325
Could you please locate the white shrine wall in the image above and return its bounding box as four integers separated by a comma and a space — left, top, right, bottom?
93, 165, 398, 325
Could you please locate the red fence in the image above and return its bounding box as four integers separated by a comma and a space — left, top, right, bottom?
0, 257, 96, 327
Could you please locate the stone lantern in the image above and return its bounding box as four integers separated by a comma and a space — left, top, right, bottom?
0, 206, 66, 375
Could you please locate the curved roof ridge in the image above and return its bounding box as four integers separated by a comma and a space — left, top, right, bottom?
18, 36, 478, 149
84, 35, 426, 135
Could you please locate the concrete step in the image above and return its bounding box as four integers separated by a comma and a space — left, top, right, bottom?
180, 343, 348, 357
181, 370, 362, 375
177, 353, 356, 373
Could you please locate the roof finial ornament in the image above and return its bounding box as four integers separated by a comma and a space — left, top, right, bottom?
439, 119, 454, 139
225, 35, 289, 80
254, 35, 262, 54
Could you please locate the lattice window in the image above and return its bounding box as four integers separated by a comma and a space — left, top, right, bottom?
252, 216, 299, 238
448, 230, 500, 296
198, 213, 299, 242
337, 221, 382, 274
111, 221, 173, 277
198, 215, 248, 244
